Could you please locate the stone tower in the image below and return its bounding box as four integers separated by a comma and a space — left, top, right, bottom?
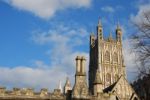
89, 19, 126, 94
72, 56, 89, 99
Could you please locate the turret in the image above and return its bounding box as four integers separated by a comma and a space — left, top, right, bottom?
93, 69, 103, 95
116, 22, 122, 42
64, 77, 72, 94
90, 33, 95, 47
97, 18, 103, 40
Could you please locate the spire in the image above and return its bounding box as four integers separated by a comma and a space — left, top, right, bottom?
90, 32, 95, 47
108, 31, 113, 41
58, 80, 62, 93
64, 77, 72, 94
116, 21, 121, 31
98, 18, 102, 27
90, 32, 95, 36
97, 18, 103, 40
65, 77, 71, 86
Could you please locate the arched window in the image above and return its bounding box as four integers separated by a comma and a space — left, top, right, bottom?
106, 73, 111, 86
113, 52, 118, 63
105, 51, 110, 62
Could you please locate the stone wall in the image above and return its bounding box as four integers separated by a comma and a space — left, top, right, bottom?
0, 87, 65, 100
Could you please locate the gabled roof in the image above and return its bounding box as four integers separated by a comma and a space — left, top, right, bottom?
103, 75, 122, 93
103, 81, 117, 93
103, 75, 140, 100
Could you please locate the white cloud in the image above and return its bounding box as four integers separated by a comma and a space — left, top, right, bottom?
0, 24, 89, 91
128, 2, 150, 81
0, 53, 88, 92
32, 24, 89, 75
0, 66, 67, 91
31, 25, 89, 47
123, 39, 139, 82
101, 6, 115, 13
4, 0, 92, 19
130, 3, 150, 24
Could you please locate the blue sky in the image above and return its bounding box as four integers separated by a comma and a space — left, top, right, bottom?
0, 0, 149, 91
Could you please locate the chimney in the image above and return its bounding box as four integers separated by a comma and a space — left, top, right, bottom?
81, 56, 86, 74
76, 56, 81, 73
75, 56, 86, 75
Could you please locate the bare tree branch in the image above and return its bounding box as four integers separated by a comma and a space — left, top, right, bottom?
131, 10, 150, 100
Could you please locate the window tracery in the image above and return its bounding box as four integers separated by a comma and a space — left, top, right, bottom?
105, 51, 110, 62
106, 73, 111, 86
113, 52, 118, 63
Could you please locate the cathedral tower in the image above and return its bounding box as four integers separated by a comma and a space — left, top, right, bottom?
89, 19, 126, 94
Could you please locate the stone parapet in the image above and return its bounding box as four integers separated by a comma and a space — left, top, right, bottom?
0, 87, 65, 100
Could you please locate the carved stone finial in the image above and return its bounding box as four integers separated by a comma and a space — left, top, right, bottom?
116, 21, 121, 31
98, 18, 102, 27
108, 31, 113, 41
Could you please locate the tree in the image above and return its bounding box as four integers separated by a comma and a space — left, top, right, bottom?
131, 10, 150, 100
132, 10, 150, 77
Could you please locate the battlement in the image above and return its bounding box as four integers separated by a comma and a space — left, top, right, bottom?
0, 87, 65, 100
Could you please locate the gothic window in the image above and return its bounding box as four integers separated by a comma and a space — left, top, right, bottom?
113, 52, 118, 63
106, 73, 111, 86
105, 51, 110, 62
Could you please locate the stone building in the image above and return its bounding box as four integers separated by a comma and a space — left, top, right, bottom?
0, 19, 139, 100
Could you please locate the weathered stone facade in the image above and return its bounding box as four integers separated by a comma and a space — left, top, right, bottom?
0, 19, 139, 100
89, 20, 128, 98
